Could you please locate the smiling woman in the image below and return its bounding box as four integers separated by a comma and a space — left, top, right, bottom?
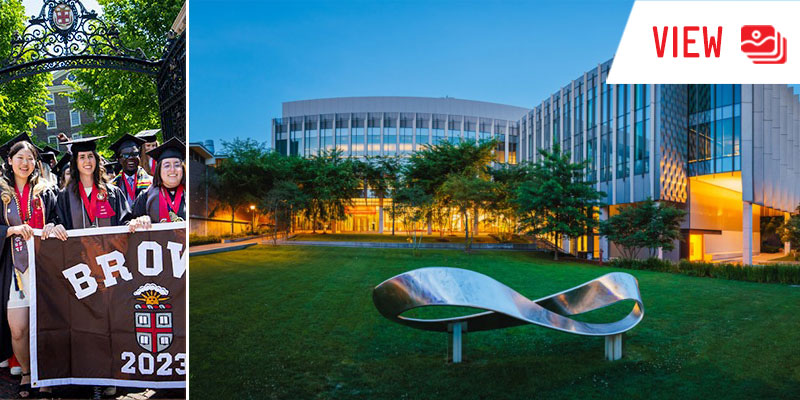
55, 136, 131, 230
129, 138, 187, 232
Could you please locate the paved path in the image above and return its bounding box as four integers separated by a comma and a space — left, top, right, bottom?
755, 251, 799, 264
274, 240, 545, 251
189, 237, 263, 256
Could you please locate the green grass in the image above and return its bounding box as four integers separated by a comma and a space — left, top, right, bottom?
190, 246, 800, 399
289, 232, 530, 244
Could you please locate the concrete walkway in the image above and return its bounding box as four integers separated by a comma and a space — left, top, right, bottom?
275, 239, 546, 251
189, 237, 263, 256
756, 251, 799, 264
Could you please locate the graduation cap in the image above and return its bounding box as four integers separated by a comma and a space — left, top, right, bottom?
64, 136, 106, 153
40, 145, 60, 164
0, 133, 42, 159
147, 137, 185, 162
103, 160, 120, 175
53, 153, 71, 176
135, 129, 160, 143
42, 145, 60, 156
109, 134, 146, 156
40, 152, 57, 165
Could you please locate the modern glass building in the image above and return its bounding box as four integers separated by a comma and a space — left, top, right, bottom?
271, 59, 800, 263
272, 97, 527, 163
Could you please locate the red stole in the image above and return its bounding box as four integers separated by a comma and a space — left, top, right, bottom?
13, 183, 43, 229
159, 186, 183, 222
79, 184, 116, 223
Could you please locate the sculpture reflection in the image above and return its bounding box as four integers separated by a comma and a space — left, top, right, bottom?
373, 267, 644, 362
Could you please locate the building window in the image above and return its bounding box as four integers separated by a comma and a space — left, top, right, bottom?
274, 118, 287, 156
46, 112, 57, 129
47, 135, 59, 146
289, 118, 301, 156
335, 115, 349, 155
634, 85, 650, 175
69, 94, 75, 103
46, 94, 55, 106
687, 84, 741, 176
71, 133, 82, 140
320, 115, 333, 152
70, 109, 81, 127
415, 116, 429, 150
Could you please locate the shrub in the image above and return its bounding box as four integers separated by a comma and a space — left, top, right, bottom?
608, 258, 800, 285
189, 234, 221, 246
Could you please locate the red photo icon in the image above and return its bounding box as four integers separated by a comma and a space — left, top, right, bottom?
741, 25, 787, 64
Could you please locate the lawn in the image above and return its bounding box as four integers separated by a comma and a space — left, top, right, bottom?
289, 232, 530, 244
190, 246, 800, 399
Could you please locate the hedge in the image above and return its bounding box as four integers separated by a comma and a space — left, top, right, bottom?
607, 258, 800, 285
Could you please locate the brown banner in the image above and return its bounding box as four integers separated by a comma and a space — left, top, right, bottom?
30, 224, 186, 388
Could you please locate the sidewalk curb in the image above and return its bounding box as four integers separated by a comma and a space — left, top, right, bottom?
190, 243, 256, 256
276, 240, 547, 251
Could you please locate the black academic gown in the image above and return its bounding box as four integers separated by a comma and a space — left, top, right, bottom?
131, 185, 186, 221
0, 187, 59, 360
56, 183, 132, 230
112, 167, 152, 206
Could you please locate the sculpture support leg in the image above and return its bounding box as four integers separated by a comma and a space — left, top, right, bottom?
448, 322, 466, 363
604, 333, 622, 361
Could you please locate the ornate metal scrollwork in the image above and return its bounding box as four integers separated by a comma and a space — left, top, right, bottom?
0, 0, 161, 84
157, 31, 186, 142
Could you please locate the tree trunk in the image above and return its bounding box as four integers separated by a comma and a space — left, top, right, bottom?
427, 215, 432, 235
473, 206, 479, 236
230, 205, 235, 235
554, 234, 559, 260
463, 210, 470, 253
378, 197, 384, 234
312, 213, 317, 234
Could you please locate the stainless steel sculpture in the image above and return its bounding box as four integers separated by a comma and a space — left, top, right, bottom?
373, 267, 644, 362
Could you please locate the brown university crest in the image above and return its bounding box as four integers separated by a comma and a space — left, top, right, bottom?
134, 283, 174, 353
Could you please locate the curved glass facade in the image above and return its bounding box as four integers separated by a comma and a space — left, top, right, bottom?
273, 101, 522, 162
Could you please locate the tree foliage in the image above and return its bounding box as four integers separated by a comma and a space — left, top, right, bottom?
487, 162, 528, 240
263, 180, 306, 244
779, 205, 800, 257
515, 145, 604, 260
0, 0, 50, 139
67, 0, 183, 148
393, 185, 433, 255
306, 149, 361, 233
405, 140, 496, 236
439, 173, 497, 252
599, 198, 687, 260
209, 138, 266, 234
377, 156, 404, 235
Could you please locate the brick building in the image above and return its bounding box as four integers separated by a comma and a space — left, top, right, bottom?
31, 70, 95, 150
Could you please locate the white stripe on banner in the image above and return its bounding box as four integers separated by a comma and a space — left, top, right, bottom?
607, 1, 800, 83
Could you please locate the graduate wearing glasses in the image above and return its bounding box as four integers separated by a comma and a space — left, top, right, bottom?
129, 138, 186, 231
109, 134, 152, 207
